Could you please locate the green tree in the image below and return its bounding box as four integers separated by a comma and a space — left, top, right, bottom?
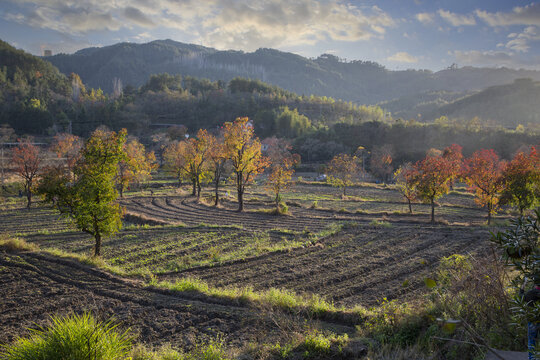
41, 129, 127, 257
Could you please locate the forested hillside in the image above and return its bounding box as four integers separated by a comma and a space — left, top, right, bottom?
0, 40, 537, 166
46, 39, 540, 105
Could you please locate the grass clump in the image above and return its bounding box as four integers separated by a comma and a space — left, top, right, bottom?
1, 313, 132, 360
302, 330, 349, 358
369, 219, 392, 228
0, 236, 39, 252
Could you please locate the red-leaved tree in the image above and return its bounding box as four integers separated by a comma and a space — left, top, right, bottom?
463, 149, 506, 225
500, 146, 540, 215
412, 150, 454, 223
12, 139, 42, 208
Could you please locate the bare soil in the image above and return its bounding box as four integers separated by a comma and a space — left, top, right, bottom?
163, 223, 492, 307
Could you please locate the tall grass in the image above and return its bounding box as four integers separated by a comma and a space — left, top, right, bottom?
1, 313, 132, 360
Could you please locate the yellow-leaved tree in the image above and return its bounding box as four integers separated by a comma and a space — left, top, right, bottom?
223, 117, 269, 211
163, 129, 212, 198
117, 138, 157, 197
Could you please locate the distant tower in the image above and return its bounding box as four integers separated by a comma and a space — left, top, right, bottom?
43, 49, 52, 56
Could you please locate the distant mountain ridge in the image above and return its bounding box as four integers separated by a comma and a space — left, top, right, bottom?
46, 39, 540, 105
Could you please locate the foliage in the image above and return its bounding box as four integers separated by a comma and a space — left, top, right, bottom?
394, 163, 417, 213
12, 138, 42, 208
117, 138, 157, 197
326, 153, 362, 196
411, 147, 455, 223
0, 313, 132, 360
370, 144, 394, 183
206, 132, 228, 206
264, 137, 300, 210
462, 149, 506, 224
51, 133, 83, 177
40, 129, 127, 257
500, 146, 540, 214
223, 117, 269, 211
163, 129, 212, 197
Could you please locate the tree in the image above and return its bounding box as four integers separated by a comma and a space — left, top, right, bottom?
412, 153, 453, 223
117, 138, 157, 197
51, 133, 82, 178
442, 143, 463, 189
500, 146, 540, 215
12, 138, 42, 208
223, 117, 269, 211
207, 133, 228, 206
42, 129, 127, 257
462, 149, 506, 225
264, 137, 300, 211
394, 163, 417, 214
163, 129, 211, 197
327, 153, 361, 197
370, 144, 394, 183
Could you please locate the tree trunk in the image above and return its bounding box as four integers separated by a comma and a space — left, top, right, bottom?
487, 201, 492, 225
197, 180, 201, 199
237, 171, 244, 212
119, 183, 124, 198
430, 198, 435, 223
26, 181, 32, 209
275, 192, 280, 211
343, 186, 346, 197
214, 178, 220, 206
408, 198, 413, 214
94, 233, 101, 257
192, 180, 196, 196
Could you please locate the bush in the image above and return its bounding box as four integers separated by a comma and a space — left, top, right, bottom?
1, 313, 132, 360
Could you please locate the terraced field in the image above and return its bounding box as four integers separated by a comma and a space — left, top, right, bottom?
164, 223, 491, 306
0, 250, 316, 348
0, 181, 506, 353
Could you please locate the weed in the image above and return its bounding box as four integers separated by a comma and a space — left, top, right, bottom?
369, 219, 392, 228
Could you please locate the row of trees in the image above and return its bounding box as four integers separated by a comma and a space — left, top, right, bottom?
10, 118, 300, 256
161, 117, 298, 211
393, 145, 539, 223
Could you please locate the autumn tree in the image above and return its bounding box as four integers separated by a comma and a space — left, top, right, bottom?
40, 129, 127, 257
264, 137, 300, 211
327, 153, 361, 197
370, 144, 394, 183
462, 149, 506, 225
51, 133, 82, 178
117, 138, 157, 197
163, 129, 211, 197
442, 143, 463, 189
394, 163, 417, 214
500, 146, 540, 215
207, 133, 229, 206
223, 117, 269, 211
12, 138, 42, 208
412, 152, 454, 223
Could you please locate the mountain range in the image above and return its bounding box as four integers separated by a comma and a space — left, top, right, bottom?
46, 39, 540, 108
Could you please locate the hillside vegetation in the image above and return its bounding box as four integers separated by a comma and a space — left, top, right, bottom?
46, 39, 540, 106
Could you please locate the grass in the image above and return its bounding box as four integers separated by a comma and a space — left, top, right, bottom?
1, 313, 132, 360
0, 236, 39, 252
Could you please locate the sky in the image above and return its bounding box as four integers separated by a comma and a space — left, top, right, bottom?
0, 0, 539, 71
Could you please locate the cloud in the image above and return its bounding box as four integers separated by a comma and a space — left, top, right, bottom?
475, 3, 540, 27
2, 0, 396, 51
453, 49, 540, 69
415, 12, 434, 24
504, 26, 540, 52
387, 52, 418, 63
124, 7, 155, 28
437, 9, 476, 26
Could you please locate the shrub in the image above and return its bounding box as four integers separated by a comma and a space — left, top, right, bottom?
1, 313, 132, 360
0, 236, 38, 252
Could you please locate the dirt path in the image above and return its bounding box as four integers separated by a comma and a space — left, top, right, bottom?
0, 250, 323, 348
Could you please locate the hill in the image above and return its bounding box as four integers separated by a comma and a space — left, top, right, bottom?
45, 39, 540, 105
